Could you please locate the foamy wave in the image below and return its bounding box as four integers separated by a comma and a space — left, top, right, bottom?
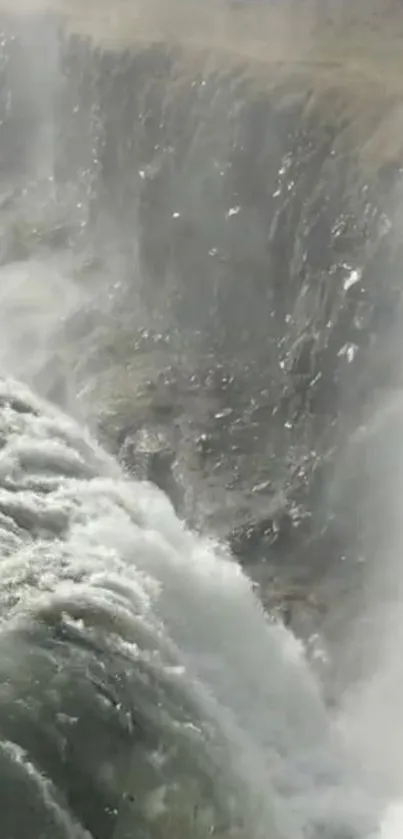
0, 376, 381, 838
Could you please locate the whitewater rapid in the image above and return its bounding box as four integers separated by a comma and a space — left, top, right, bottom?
0, 374, 384, 839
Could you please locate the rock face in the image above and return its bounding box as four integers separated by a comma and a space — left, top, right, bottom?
0, 7, 402, 648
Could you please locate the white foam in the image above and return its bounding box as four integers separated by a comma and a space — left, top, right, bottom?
0, 376, 381, 838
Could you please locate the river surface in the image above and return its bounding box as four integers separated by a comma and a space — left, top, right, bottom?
0, 2, 403, 837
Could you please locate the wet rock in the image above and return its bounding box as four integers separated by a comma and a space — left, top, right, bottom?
229, 510, 294, 560
119, 427, 184, 513
0, 18, 401, 656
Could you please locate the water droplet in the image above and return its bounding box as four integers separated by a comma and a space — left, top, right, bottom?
343, 268, 362, 291
252, 480, 271, 494
214, 409, 233, 420
338, 343, 358, 363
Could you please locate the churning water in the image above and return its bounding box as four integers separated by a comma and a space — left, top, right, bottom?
1, 2, 403, 837
0, 377, 378, 839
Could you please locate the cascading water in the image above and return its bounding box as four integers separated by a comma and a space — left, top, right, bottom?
0, 2, 403, 838
0, 376, 380, 839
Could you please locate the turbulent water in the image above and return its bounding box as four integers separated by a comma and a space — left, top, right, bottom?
0, 376, 378, 839
1, 2, 403, 837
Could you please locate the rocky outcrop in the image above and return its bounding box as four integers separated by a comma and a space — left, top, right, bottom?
0, 10, 402, 644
